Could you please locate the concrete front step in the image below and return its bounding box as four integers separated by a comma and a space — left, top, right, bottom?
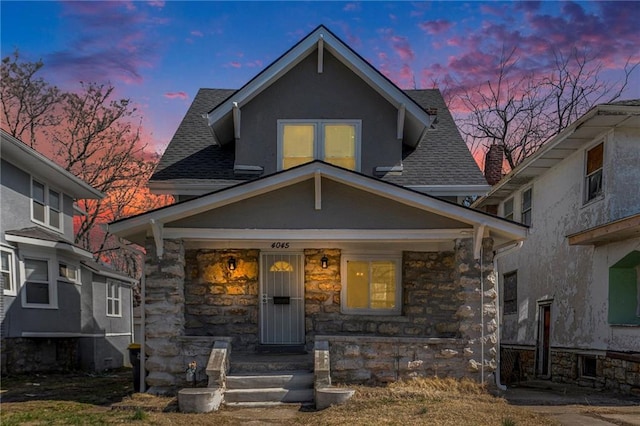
224, 387, 314, 403
226, 372, 314, 390
230, 353, 313, 374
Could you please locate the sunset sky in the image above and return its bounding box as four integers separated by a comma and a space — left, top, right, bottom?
2, 1, 639, 153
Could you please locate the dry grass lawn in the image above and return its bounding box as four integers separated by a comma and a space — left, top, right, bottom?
1, 370, 559, 425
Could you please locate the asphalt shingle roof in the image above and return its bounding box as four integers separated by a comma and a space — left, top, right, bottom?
151, 88, 487, 188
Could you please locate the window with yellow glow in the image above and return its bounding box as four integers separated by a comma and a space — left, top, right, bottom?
278, 120, 360, 171
342, 255, 401, 315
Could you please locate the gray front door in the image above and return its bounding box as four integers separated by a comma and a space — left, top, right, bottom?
260, 252, 305, 345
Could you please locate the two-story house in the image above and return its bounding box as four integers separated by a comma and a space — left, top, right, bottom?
1, 129, 136, 373
473, 100, 640, 394
109, 26, 527, 398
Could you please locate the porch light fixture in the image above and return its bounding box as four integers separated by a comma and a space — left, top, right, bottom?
321, 255, 329, 269
228, 257, 236, 271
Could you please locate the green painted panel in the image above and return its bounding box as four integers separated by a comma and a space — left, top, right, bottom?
608, 267, 640, 325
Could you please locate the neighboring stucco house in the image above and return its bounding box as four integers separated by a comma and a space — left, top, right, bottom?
0, 129, 136, 373
109, 26, 527, 396
473, 101, 640, 394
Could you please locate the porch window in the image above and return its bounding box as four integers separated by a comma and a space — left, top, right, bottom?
585, 142, 604, 203
341, 255, 401, 315
278, 120, 360, 171
1, 248, 16, 296
23, 257, 56, 308
107, 279, 121, 317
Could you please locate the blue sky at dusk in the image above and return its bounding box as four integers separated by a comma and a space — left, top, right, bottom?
2, 1, 639, 152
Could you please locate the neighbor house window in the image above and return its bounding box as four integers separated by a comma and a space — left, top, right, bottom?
59, 262, 79, 283
341, 254, 401, 315
585, 142, 603, 202
278, 120, 361, 171
521, 188, 532, 226
23, 257, 56, 308
1, 248, 16, 296
107, 280, 121, 317
503, 198, 514, 221
579, 355, 597, 378
503, 271, 517, 315
32, 178, 62, 231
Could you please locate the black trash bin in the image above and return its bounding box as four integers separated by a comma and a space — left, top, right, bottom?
128, 343, 141, 392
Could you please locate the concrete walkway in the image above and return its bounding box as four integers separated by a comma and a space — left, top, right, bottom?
503, 381, 640, 426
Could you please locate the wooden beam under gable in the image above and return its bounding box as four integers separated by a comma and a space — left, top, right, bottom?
317, 35, 324, 74
397, 104, 406, 140
232, 102, 241, 140
150, 219, 164, 259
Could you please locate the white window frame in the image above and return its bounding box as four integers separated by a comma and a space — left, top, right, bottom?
584, 141, 604, 204
107, 279, 122, 317
1, 246, 17, 296
502, 197, 514, 221
31, 177, 63, 232
521, 187, 532, 226
58, 260, 80, 284
277, 119, 362, 171
21, 255, 58, 309
340, 253, 402, 315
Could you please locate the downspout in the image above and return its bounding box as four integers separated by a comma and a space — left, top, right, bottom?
140, 265, 146, 393
130, 281, 135, 346
493, 241, 524, 391
480, 244, 484, 385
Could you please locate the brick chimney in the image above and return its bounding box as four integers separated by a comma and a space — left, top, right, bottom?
484, 144, 503, 185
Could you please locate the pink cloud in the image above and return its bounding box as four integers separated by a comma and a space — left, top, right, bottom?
229, 61, 241, 68
343, 3, 360, 12
147, 1, 165, 8
164, 92, 188, 100
190, 30, 203, 37
390, 35, 414, 61
418, 19, 452, 35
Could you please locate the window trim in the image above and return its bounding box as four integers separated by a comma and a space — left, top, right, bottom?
340, 253, 402, 315
521, 187, 532, 226
106, 279, 122, 317
277, 119, 362, 171
21, 255, 58, 309
583, 141, 604, 204
31, 177, 64, 232
1, 246, 17, 296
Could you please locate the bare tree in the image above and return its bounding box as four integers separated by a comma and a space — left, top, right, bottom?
1, 53, 172, 279
458, 47, 638, 171
1, 50, 62, 147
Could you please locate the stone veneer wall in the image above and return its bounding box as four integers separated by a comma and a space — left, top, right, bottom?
143, 237, 497, 392
183, 249, 259, 352
3, 337, 78, 373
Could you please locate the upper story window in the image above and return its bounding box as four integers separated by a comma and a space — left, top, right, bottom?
1, 247, 16, 296
32, 178, 62, 231
503, 198, 514, 221
341, 254, 401, 315
107, 280, 122, 317
22, 257, 57, 308
585, 142, 604, 203
278, 120, 361, 171
521, 188, 532, 226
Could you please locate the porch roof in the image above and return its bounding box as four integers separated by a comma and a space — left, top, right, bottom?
110, 161, 527, 255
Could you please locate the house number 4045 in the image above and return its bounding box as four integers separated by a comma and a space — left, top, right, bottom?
271, 242, 290, 249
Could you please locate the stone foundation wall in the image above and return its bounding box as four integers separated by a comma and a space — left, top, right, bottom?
551, 350, 640, 394
3, 337, 78, 373
320, 336, 477, 384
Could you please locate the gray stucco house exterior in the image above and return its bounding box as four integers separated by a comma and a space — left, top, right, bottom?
474, 101, 640, 394
1, 129, 136, 373
109, 26, 527, 397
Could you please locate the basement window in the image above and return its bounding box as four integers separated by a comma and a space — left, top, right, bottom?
579, 355, 597, 378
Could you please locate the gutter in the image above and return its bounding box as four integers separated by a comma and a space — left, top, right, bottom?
492, 241, 523, 391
